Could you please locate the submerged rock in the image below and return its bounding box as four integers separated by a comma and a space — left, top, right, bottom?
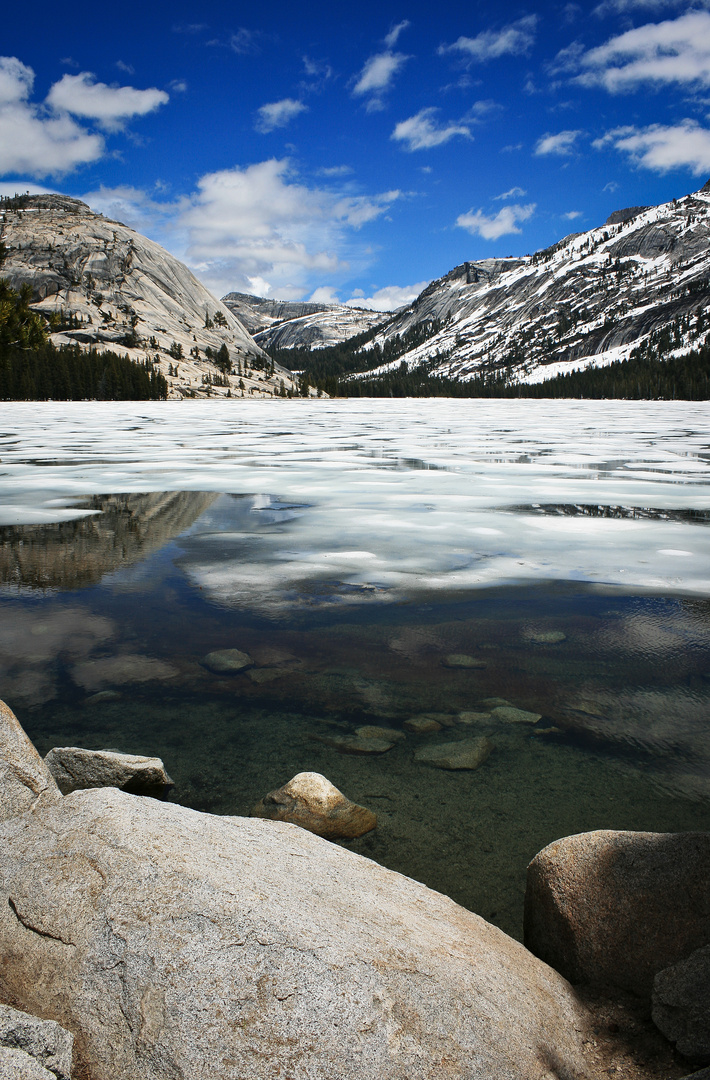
524, 830, 710, 997
491, 706, 542, 725
652, 944, 710, 1063
403, 715, 442, 734
354, 725, 406, 741
524, 630, 567, 644
0, 1003, 73, 1080
251, 772, 377, 840
0, 699, 60, 824
201, 648, 253, 673
71, 655, 179, 690
414, 737, 494, 770
442, 654, 487, 669
309, 733, 395, 754
0, 782, 601, 1080
457, 711, 494, 725
44, 747, 172, 799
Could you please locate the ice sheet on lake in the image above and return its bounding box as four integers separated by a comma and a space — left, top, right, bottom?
1, 399, 710, 607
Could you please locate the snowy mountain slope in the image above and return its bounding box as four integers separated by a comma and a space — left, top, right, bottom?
0, 194, 302, 399
222, 290, 388, 351
342, 182, 710, 386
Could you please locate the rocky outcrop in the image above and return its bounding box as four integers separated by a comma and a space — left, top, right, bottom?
221, 293, 337, 334
253, 305, 388, 352
44, 748, 172, 799
0, 783, 602, 1080
0, 195, 302, 399
652, 945, 710, 1063
337, 181, 710, 387
251, 771, 377, 839
0, 1004, 73, 1080
0, 700, 60, 824
524, 831, 710, 997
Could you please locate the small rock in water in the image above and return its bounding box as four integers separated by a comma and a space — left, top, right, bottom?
524, 629, 567, 644
84, 689, 122, 704
72, 654, 179, 690
491, 706, 542, 725
355, 725, 406, 741
247, 667, 289, 684
457, 711, 494, 725
479, 697, 512, 709
251, 771, 377, 839
404, 716, 443, 734
414, 737, 494, 771
310, 734, 395, 754
45, 747, 173, 799
442, 654, 487, 669
201, 648, 253, 673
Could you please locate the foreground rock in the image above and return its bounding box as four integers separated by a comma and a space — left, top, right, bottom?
45, 747, 172, 799
0, 784, 601, 1080
652, 945, 710, 1063
414, 737, 494, 770
524, 830, 710, 997
0, 700, 60, 824
0, 1004, 72, 1080
251, 772, 377, 840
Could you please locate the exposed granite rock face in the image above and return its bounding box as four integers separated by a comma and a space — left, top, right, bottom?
253, 306, 388, 352
524, 830, 710, 997
251, 771, 376, 839
337, 182, 710, 387
0, 1003, 73, 1080
0, 700, 61, 824
221, 293, 336, 334
0, 196, 301, 399
45, 747, 172, 799
0, 784, 601, 1080
0, 1045, 59, 1078
652, 945, 710, 1063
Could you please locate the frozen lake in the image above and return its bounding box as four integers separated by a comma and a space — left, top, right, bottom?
2, 398, 709, 937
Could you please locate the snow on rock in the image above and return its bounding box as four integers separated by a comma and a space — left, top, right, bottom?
223, 292, 389, 351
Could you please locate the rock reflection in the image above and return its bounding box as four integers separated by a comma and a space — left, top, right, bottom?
0, 491, 217, 591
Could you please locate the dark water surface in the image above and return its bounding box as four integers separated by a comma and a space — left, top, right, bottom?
3, 489, 709, 941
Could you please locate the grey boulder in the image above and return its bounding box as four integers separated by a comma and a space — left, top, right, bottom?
652, 944, 710, 1063
0, 700, 60, 824
44, 746, 172, 799
524, 830, 710, 997
0, 1004, 72, 1080
0, 786, 599, 1080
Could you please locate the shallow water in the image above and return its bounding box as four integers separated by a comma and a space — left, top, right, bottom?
2, 400, 710, 939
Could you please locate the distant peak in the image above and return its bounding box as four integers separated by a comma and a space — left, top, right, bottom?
604, 206, 649, 227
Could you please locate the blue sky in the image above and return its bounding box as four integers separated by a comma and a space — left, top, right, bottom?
2, 0, 710, 308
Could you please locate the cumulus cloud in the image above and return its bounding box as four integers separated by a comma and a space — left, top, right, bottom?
576, 11, 710, 91
439, 16, 538, 62
255, 98, 307, 133
0, 57, 104, 176
353, 51, 410, 109
535, 129, 582, 155
46, 72, 168, 131
309, 286, 340, 303
391, 107, 471, 150
345, 281, 428, 311
175, 159, 400, 297
594, 119, 710, 173
456, 202, 536, 239
494, 185, 527, 199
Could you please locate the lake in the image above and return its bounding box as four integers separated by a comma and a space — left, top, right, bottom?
2, 398, 709, 939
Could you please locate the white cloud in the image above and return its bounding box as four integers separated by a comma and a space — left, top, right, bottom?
494, 185, 527, 199
456, 202, 536, 240
309, 286, 339, 303
391, 107, 471, 150
594, 119, 710, 173
384, 21, 411, 48
353, 51, 409, 107
255, 98, 307, 134
229, 29, 258, 55
563, 209, 583, 219
577, 11, 710, 91
535, 129, 582, 155
593, 0, 690, 15
318, 165, 353, 177
0, 57, 104, 177
46, 72, 168, 131
346, 281, 428, 311
439, 17, 538, 62
0, 180, 55, 197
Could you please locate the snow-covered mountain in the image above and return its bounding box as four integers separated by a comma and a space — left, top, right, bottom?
0, 194, 302, 399
223, 291, 388, 351
300, 182, 710, 387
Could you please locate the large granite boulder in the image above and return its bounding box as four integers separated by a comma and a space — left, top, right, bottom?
652, 944, 710, 1063
524, 831, 710, 997
0, 1003, 72, 1079
0, 700, 61, 824
44, 747, 172, 799
0, 786, 599, 1080
251, 772, 377, 839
